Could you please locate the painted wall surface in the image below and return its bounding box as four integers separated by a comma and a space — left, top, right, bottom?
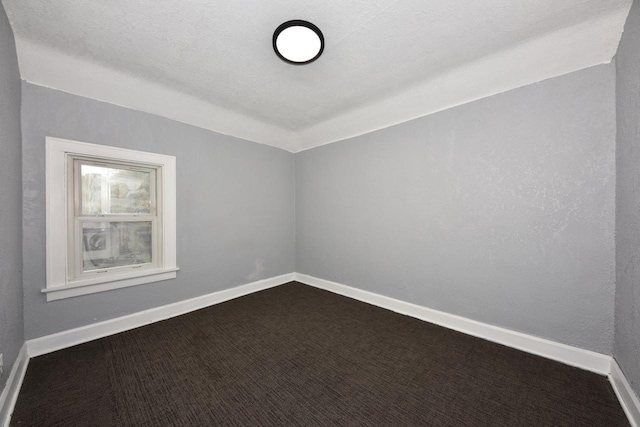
615, 0, 640, 398
21, 83, 295, 339
0, 2, 24, 391
296, 64, 617, 354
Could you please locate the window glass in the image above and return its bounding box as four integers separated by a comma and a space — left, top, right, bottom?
81, 221, 153, 271
81, 164, 152, 215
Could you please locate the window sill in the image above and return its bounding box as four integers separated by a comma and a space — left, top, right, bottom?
42, 267, 180, 301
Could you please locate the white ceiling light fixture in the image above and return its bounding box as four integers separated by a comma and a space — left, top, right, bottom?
273, 20, 324, 65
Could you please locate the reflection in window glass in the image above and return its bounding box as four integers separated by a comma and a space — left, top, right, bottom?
81, 164, 152, 215
82, 221, 152, 271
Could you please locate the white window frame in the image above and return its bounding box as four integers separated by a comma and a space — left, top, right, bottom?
44, 137, 178, 301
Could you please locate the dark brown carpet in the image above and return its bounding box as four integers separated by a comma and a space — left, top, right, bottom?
11, 282, 629, 426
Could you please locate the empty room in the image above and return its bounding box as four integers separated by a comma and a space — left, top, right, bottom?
0, 0, 639, 426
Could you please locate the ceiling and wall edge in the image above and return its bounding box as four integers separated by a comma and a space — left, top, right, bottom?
13, 5, 630, 154
15, 39, 300, 152
295, 9, 629, 152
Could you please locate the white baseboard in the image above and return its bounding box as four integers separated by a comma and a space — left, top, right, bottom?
294, 273, 612, 375
610, 359, 640, 427
15, 271, 637, 427
27, 273, 295, 357
0, 344, 29, 427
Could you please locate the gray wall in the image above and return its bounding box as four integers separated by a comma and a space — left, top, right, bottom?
0, 1, 23, 392
615, 0, 640, 398
10, 8, 633, 376
21, 83, 295, 339
296, 64, 617, 354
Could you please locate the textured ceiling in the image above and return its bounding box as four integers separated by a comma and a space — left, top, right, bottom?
3, 0, 633, 152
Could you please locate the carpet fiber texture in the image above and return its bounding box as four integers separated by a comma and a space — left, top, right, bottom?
11, 282, 629, 426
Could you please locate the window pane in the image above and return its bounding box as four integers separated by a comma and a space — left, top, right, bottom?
82, 222, 152, 271
81, 164, 152, 214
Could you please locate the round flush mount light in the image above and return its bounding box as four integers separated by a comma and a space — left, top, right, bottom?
273, 20, 324, 65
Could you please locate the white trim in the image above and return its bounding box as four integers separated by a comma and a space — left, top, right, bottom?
45, 137, 178, 301
0, 344, 29, 427
294, 273, 612, 375
610, 359, 640, 427
42, 268, 179, 301
27, 273, 295, 357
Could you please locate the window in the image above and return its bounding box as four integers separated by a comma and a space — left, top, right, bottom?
45, 137, 178, 301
